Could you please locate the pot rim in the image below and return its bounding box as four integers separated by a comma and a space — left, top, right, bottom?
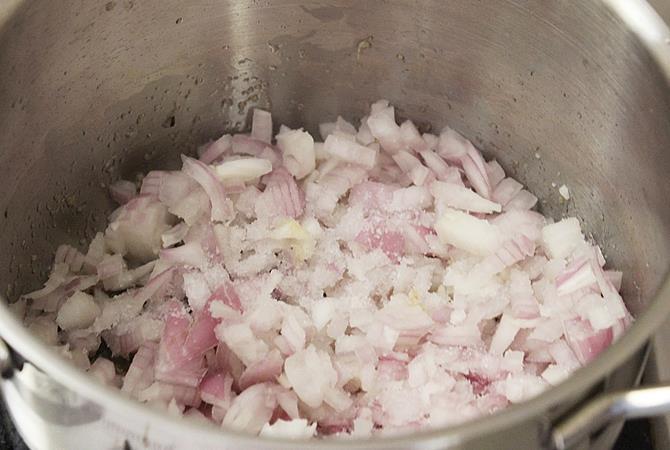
1, 0, 669, 448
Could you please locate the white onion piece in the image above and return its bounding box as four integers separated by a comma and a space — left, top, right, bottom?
222, 383, 276, 434
541, 218, 584, 259
323, 133, 377, 169
109, 180, 137, 205
55, 244, 93, 274
489, 315, 520, 355
505, 190, 538, 211
181, 156, 234, 223
284, 345, 337, 408
200, 372, 234, 409
493, 178, 523, 205
157, 172, 197, 208
105, 196, 173, 263
56, 292, 101, 331
160, 241, 207, 268
255, 168, 305, 220
430, 180, 501, 214
214, 158, 273, 183
251, 109, 273, 144
399, 120, 428, 152
140, 171, 167, 196
392, 151, 431, 186
319, 116, 357, 140
419, 150, 452, 182
98, 254, 126, 282
367, 100, 403, 153
231, 134, 270, 156
199, 134, 232, 165
541, 364, 572, 385
261, 418, 317, 439
277, 128, 315, 179
435, 208, 501, 255
390, 186, 432, 211
556, 260, 597, 296
606, 270, 623, 292
486, 160, 506, 188
356, 116, 375, 145
422, 133, 438, 150
161, 222, 189, 248
89, 358, 119, 386
121, 341, 157, 395
28, 317, 59, 345
437, 127, 469, 161
460, 144, 492, 199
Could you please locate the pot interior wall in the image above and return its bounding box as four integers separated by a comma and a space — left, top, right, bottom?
0, 0, 669, 319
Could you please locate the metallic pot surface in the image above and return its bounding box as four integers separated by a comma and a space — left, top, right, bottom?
0, 1, 670, 449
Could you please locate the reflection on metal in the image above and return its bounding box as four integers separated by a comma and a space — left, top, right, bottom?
13, 363, 102, 426
0, 337, 11, 377
603, 0, 670, 81
553, 384, 670, 450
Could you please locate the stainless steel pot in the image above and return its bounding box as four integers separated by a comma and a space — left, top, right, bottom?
0, 0, 669, 449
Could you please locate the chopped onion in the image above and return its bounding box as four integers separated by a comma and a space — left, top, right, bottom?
367, 100, 403, 153
21, 99, 631, 439
399, 120, 428, 152
109, 180, 137, 205
214, 158, 273, 183
199, 134, 232, 165
323, 133, 377, 169
431, 181, 501, 214
261, 418, 316, 439
437, 127, 469, 162
181, 156, 234, 223
392, 151, 432, 186
493, 178, 523, 206
277, 128, 316, 179
541, 218, 584, 259
56, 292, 101, 331
104, 195, 173, 263
255, 168, 305, 220
251, 109, 273, 144
435, 207, 501, 255
418, 150, 453, 182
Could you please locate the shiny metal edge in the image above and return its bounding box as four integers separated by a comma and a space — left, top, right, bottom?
552, 383, 670, 450
604, 0, 670, 83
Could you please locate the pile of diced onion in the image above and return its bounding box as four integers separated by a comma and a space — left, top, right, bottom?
15, 100, 632, 438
